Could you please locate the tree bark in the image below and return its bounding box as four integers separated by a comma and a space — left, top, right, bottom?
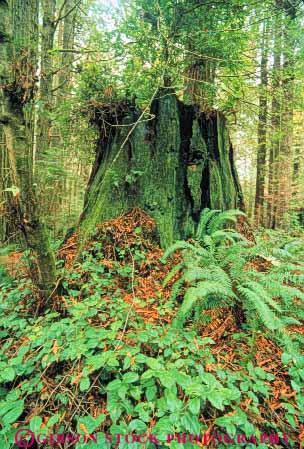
55, 0, 78, 103
254, 20, 268, 227
0, 132, 9, 243
276, 5, 296, 227
36, 0, 57, 156
80, 90, 243, 248
0, 0, 56, 296
267, 14, 282, 229
184, 58, 216, 111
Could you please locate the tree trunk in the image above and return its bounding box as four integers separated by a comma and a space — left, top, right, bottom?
0, 133, 9, 243
267, 13, 282, 229
184, 58, 216, 111
80, 90, 243, 248
292, 114, 301, 202
254, 20, 268, 227
36, 0, 57, 156
0, 0, 56, 296
55, 0, 78, 103
0, 134, 17, 243
276, 5, 296, 227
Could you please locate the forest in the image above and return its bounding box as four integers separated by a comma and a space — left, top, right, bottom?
0, 0, 304, 448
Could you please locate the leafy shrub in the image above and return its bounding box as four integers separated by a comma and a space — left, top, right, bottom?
0, 211, 303, 448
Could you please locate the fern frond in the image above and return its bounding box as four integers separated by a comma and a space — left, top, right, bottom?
161, 240, 212, 262
207, 209, 246, 235
242, 281, 282, 313
196, 208, 220, 240
172, 281, 234, 328
237, 285, 283, 330
169, 278, 184, 303
161, 241, 196, 262
211, 229, 247, 245
163, 263, 183, 287
202, 234, 215, 253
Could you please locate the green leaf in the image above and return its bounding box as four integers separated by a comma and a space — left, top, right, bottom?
215, 415, 236, 434
106, 379, 122, 391
153, 417, 174, 440
122, 372, 139, 384
281, 402, 295, 414
208, 391, 224, 410
188, 398, 200, 414
181, 412, 200, 434
1, 400, 24, 425
286, 414, 296, 429
47, 414, 60, 427
128, 419, 147, 432
254, 367, 267, 379
2, 367, 15, 382
145, 357, 163, 370
158, 371, 175, 388
146, 385, 157, 401
78, 414, 105, 433
30, 416, 43, 432
79, 376, 90, 392
281, 352, 292, 365
166, 391, 183, 412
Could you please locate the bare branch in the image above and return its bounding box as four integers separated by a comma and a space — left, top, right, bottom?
54, 0, 82, 28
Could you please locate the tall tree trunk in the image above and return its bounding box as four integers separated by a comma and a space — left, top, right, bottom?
0, 132, 9, 242
55, 0, 78, 103
292, 114, 301, 202
267, 13, 282, 229
254, 20, 268, 227
0, 0, 56, 296
80, 90, 243, 248
0, 134, 17, 243
276, 5, 296, 227
36, 0, 57, 157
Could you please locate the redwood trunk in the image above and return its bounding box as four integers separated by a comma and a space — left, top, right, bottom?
80, 90, 243, 247
254, 20, 268, 227
0, 0, 56, 296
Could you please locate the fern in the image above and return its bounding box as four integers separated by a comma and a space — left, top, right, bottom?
168, 277, 184, 303
195, 208, 249, 251
163, 208, 304, 339
211, 229, 246, 245
195, 208, 219, 240
161, 240, 212, 263
237, 285, 283, 331
172, 281, 235, 328
241, 281, 282, 313
163, 263, 183, 287
207, 209, 245, 235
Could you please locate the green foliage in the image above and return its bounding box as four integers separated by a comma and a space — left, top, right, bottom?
195, 208, 246, 242
163, 210, 304, 336
0, 220, 303, 448
0, 267, 14, 290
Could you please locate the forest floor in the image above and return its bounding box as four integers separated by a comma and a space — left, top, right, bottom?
0, 209, 303, 449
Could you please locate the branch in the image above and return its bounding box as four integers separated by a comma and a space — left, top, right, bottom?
54, 0, 69, 26
51, 48, 97, 53
54, 0, 82, 28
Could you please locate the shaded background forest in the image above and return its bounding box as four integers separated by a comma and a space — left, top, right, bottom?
1, 0, 304, 246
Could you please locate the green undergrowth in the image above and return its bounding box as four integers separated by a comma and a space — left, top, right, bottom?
0, 211, 303, 449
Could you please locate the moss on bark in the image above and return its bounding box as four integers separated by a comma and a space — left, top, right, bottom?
80, 90, 243, 248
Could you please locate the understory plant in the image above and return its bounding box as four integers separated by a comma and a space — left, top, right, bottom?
0, 210, 303, 448
162, 208, 304, 338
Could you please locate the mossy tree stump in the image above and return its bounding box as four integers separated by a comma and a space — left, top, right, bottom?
80, 89, 243, 248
